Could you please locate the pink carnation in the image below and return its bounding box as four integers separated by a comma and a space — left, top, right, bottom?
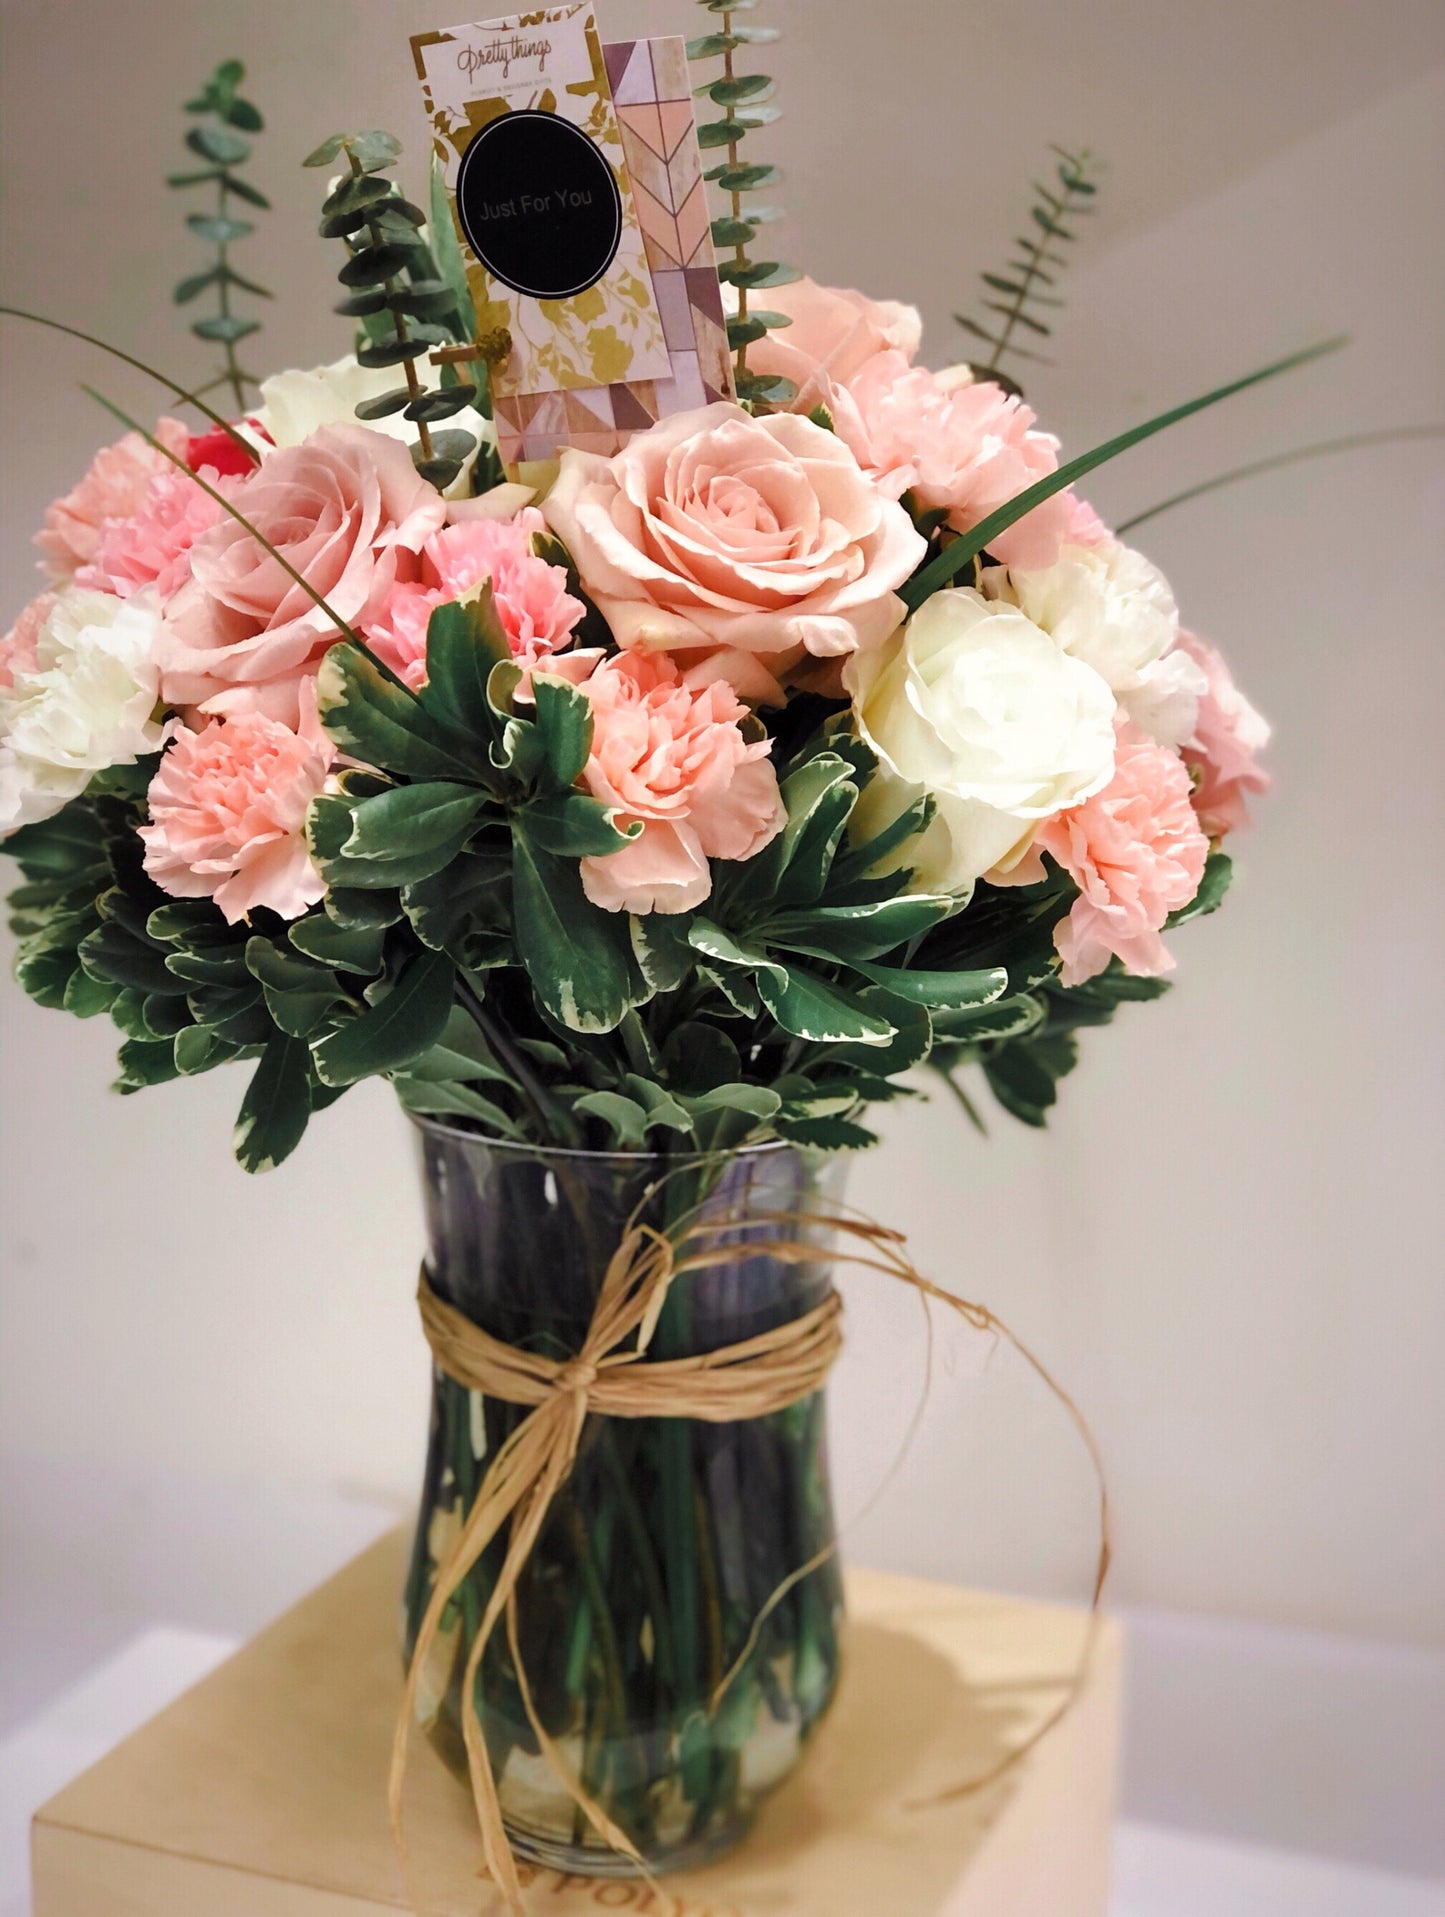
155, 424, 445, 726
1174, 630, 1271, 838
77, 466, 233, 603
832, 354, 1071, 570
368, 507, 585, 690
0, 591, 57, 691
575, 650, 785, 915
36, 419, 191, 583
139, 680, 332, 924
1063, 492, 1113, 549
1035, 721, 1209, 986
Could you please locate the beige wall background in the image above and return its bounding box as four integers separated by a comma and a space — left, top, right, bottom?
2, 1, 1443, 1648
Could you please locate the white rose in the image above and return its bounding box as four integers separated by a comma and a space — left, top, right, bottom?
249, 354, 497, 502
0, 587, 166, 834
984, 539, 1206, 747
844, 587, 1118, 897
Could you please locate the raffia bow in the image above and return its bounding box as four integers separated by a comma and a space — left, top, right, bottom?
390, 1206, 1108, 1914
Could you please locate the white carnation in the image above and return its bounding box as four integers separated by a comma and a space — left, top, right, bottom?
0, 587, 166, 834
248, 354, 496, 501
844, 587, 1117, 898
984, 539, 1206, 747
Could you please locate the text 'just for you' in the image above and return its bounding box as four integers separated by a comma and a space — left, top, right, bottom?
472, 186, 596, 221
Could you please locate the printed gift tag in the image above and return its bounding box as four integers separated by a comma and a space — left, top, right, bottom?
413, 9, 735, 478
411, 4, 672, 397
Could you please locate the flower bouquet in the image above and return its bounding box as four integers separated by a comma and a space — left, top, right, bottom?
2, 7, 1292, 1902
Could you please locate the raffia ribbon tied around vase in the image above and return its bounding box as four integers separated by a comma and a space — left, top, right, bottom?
392, 1205, 1109, 1915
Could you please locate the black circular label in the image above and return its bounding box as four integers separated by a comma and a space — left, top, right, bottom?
455, 110, 623, 302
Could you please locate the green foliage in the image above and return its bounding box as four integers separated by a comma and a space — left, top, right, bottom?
923, 854, 1234, 1129
170, 61, 271, 411
4, 788, 362, 1167
306, 131, 500, 493
687, 2, 799, 407
954, 147, 1100, 390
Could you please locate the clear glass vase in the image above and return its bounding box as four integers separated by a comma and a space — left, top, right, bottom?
402, 1121, 846, 1877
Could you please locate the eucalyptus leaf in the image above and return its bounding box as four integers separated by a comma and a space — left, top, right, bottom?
173, 268, 223, 304
186, 213, 254, 243
221, 173, 271, 209
404, 384, 477, 422
705, 162, 780, 192
718, 259, 801, 290
338, 242, 417, 287
186, 125, 250, 166
191, 314, 261, 343
699, 74, 774, 105
354, 387, 414, 420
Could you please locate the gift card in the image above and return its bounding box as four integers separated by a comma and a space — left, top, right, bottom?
412, 5, 673, 398
413, 11, 734, 479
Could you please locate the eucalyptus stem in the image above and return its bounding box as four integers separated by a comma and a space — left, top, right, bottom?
170, 60, 269, 411
215, 172, 247, 414
721, 12, 750, 384
346, 150, 435, 466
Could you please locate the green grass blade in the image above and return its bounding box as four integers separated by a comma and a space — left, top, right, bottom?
1, 305, 258, 464
900, 335, 1349, 611
1113, 424, 1444, 535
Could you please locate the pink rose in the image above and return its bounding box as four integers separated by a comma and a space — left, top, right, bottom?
1035, 721, 1209, 986
543, 402, 925, 705
832, 354, 1070, 570
155, 424, 446, 726
77, 466, 234, 604
0, 591, 56, 691
574, 650, 785, 915
369, 507, 585, 691
36, 420, 191, 584
140, 680, 332, 924
1174, 630, 1271, 838
743, 276, 923, 413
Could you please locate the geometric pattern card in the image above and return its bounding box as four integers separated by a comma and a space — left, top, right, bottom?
410, 5, 672, 398
494, 34, 736, 476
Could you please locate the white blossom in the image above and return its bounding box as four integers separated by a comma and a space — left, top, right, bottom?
845, 587, 1118, 897
0, 587, 166, 834
985, 538, 1206, 747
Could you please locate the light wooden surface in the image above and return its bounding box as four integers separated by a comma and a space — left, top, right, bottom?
32, 1531, 1121, 1916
